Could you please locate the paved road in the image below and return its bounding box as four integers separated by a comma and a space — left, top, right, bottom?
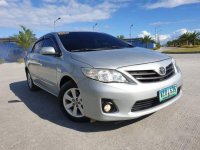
0, 54, 200, 150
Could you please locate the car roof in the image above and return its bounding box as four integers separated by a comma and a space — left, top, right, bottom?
44, 31, 105, 37
37, 31, 108, 41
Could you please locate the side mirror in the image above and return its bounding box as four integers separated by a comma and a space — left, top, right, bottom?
127, 42, 134, 47
40, 47, 56, 55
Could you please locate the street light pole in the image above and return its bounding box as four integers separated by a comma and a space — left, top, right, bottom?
129, 24, 133, 44
54, 17, 61, 32
93, 23, 98, 31
129, 24, 133, 38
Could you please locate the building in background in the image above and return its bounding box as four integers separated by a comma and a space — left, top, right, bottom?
0, 38, 24, 62
124, 38, 156, 49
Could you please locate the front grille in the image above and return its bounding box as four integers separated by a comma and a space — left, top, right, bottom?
128, 63, 175, 83
131, 87, 181, 112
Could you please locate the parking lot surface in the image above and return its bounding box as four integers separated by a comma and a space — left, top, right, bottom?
0, 54, 200, 150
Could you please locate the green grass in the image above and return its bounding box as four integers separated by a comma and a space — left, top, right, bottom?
17, 58, 24, 64
163, 47, 200, 54
0, 59, 4, 64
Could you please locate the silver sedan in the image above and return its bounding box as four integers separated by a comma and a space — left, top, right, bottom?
25, 32, 182, 122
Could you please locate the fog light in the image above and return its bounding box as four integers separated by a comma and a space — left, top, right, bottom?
101, 99, 117, 113
103, 103, 112, 112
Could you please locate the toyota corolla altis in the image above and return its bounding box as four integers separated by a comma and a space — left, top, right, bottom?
25, 32, 182, 122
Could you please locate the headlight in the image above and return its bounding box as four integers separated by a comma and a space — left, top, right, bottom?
172, 58, 180, 72
82, 68, 128, 83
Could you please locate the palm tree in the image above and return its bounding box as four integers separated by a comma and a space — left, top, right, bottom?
179, 32, 190, 45
116, 35, 125, 40
141, 35, 153, 48
178, 31, 200, 46
167, 41, 172, 47
13, 26, 36, 52
190, 31, 200, 45
167, 31, 200, 47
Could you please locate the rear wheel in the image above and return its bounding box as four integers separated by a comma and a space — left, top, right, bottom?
26, 71, 38, 91
59, 81, 89, 122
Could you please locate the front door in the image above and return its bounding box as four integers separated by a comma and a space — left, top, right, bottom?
28, 40, 44, 84
37, 38, 60, 95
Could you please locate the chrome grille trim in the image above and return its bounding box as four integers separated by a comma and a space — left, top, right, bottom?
127, 63, 175, 83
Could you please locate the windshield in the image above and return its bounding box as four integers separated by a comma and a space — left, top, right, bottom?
58, 32, 132, 52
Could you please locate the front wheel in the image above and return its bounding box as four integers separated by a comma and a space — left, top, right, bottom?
59, 81, 89, 122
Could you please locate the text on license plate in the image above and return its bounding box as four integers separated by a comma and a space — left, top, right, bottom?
159, 85, 177, 102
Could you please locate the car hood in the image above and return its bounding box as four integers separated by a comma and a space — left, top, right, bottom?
71, 47, 171, 69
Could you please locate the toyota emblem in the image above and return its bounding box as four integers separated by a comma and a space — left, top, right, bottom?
159, 67, 166, 76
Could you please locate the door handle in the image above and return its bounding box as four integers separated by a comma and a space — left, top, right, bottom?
31, 59, 42, 66
57, 68, 61, 72
37, 60, 42, 66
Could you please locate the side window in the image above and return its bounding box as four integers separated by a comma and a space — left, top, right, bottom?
43, 38, 56, 49
32, 40, 44, 53
42, 38, 61, 55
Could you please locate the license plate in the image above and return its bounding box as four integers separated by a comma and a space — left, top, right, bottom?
159, 85, 177, 102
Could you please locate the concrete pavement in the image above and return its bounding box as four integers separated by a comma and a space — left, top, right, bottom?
0, 54, 200, 150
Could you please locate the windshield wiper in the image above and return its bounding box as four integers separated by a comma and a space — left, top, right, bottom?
71, 48, 101, 52
93, 46, 124, 50
71, 46, 127, 52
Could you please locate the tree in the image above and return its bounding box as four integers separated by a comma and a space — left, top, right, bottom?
13, 26, 36, 52
116, 35, 125, 40
178, 31, 200, 46
167, 41, 173, 47
166, 31, 200, 47
190, 31, 200, 45
141, 35, 153, 48
156, 43, 161, 49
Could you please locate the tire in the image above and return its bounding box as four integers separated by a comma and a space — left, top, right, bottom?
26, 71, 38, 91
59, 81, 89, 122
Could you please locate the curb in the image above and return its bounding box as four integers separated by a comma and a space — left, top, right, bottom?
162, 52, 200, 54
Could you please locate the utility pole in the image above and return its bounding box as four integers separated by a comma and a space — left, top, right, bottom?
155, 27, 157, 43
155, 25, 161, 43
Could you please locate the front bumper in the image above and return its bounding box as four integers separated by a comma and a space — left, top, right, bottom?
77, 59, 182, 121
78, 71, 182, 121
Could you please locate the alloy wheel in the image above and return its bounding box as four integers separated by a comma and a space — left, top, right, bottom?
63, 88, 84, 118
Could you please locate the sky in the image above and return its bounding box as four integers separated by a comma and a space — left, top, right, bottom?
0, 0, 200, 43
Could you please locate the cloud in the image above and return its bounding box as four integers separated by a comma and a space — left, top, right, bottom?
137, 28, 200, 44
149, 19, 196, 26
157, 28, 188, 43
159, 34, 171, 41
174, 28, 188, 35
0, 0, 128, 29
0, 0, 7, 6
137, 30, 170, 43
146, 0, 200, 9
73, 26, 93, 31
137, 30, 151, 38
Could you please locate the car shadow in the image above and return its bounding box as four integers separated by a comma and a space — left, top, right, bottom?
9, 81, 153, 132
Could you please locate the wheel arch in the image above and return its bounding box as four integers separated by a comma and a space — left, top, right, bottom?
59, 75, 77, 89
25, 67, 29, 77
